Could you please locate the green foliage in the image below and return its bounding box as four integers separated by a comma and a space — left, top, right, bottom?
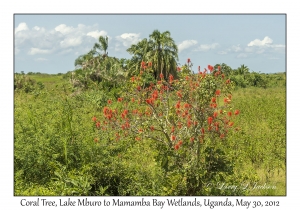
14, 74, 45, 93
14, 30, 285, 196
14, 72, 286, 196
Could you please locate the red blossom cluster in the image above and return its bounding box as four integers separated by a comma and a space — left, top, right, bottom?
208, 65, 214, 72
174, 140, 183, 150
92, 59, 239, 150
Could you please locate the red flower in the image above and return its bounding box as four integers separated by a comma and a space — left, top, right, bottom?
96, 121, 101, 128
228, 111, 232, 117
171, 135, 176, 141
228, 122, 234, 127
207, 117, 213, 125
141, 61, 146, 67
220, 134, 225, 139
211, 97, 216, 103
160, 73, 164, 79
224, 98, 230, 104
146, 98, 153, 105
169, 74, 174, 83
137, 86, 141, 91
175, 101, 181, 109
187, 120, 192, 128
174, 144, 180, 150
92, 116, 97, 122
177, 66, 181, 71
107, 99, 112, 104
213, 111, 218, 118
176, 91, 182, 98
150, 126, 155, 131
201, 127, 205, 135
187, 58, 191, 63
218, 66, 221, 71
184, 103, 191, 109
178, 140, 183, 146
234, 110, 240, 115
208, 65, 214, 72
131, 76, 135, 82
118, 97, 123, 102
177, 122, 182, 128
190, 137, 195, 142
226, 79, 230, 84
148, 61, 152, 67
215, 89, 221, 96
210, 103, 217, 108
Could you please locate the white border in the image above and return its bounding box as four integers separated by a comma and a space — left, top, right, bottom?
3, 1, 297, 209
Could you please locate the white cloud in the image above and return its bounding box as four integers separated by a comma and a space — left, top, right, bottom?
59, 49, 73, 55
115, 33, 141, 47
245, 37, 285, 55
60, 37, 82, 48
55, 24, 75, 35
247, 36, 273, 47
237, 53, 247, 58
15, 22, 29, 34
87, 30, 108, 39
195, 43, 219, 51
15, 23, 106, 57
218, 44, 242, 55
244, 47, 254, 53
28, 48, 52, 55
178, 40, 197, 52
231, 44, 242, 52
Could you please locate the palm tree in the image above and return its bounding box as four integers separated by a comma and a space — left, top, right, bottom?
127, 38, 151, 76
74, 50, 95, 70
147, 30, 178, 80
93, 36, 109, 58
237, 64, 249, 79
127, 30, 179, 80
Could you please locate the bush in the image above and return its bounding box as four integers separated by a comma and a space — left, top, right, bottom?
14, 74, 38, 93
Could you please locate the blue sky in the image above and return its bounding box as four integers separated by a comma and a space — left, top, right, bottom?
14, 14, 286, 74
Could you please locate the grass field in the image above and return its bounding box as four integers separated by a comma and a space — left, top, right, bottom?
14, 73, 286, 196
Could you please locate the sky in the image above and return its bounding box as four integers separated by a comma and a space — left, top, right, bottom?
14, 14, 286, 74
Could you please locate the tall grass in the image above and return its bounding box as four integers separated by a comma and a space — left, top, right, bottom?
14, 74, 286, 195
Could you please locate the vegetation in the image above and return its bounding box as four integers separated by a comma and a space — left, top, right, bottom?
14, 30, 286, 196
